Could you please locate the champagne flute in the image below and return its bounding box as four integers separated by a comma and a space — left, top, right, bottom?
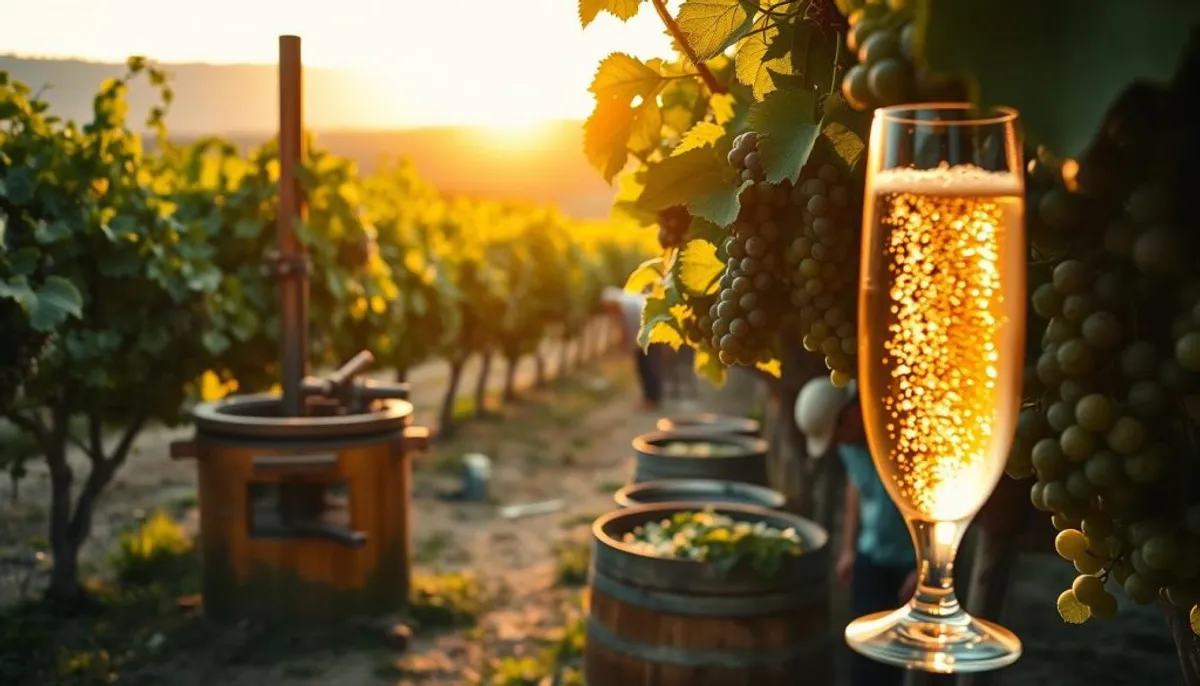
846, 103, 1026, 673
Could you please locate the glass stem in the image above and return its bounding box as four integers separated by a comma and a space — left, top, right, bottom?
907, 518, 970, 621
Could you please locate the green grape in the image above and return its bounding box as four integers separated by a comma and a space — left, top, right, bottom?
1032, 283, 1062, 319
1052, 514, 1074, 531
1006, 437, 1035, 479
1074, 394, 1114, 432
1107, 416, 1147, 455
1081, 311, 1122, 349
1072, 574, 1107, 607
1032, 439, 1069, 480
1081, 514, 1114, 541
858, 31, 901, 64
1056, 339, 1094, 376
1176, 331, 1200, 372
1030, 481, 1050, 511
1127, 381, 1167, 417
1123, 573, 1160, 605
1039, 188, 1081, 231
1066, 469, 1097, 500
1058, 379, 1093, 405
1044, 481, 1073, 513
867, 59, 911, 106
1142, 534, 1180, 571
1084, 450, 1123, 488
1055, 529, 1089, 561
1046, 401, 1075, 432
1132, 227, 1182, 276
1124, 451, 1163, 484
1052, 259, 1092, 294
1060, 425, 1096, 462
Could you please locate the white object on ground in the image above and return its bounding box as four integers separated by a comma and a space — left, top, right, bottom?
499, 499, 566, 520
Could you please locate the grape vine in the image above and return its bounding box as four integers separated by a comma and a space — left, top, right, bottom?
579, 0, 1200, 655
0, 61, 650, 600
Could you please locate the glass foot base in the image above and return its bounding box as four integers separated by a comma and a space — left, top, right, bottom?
845, 605, 1022, 674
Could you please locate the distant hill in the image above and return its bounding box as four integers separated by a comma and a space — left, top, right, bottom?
0, 56, 619, 219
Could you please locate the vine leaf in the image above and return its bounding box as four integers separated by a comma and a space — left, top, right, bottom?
638, 294, 685, 350
584, 98, 634, 182
591, 53, 665, 104
735, 18, 795, 100
579, 0, 645, 27
0, 276, 84, 332
919, 0, 1200, 159
694, 346, 727, 386
688, 217, 726, 245
710, 93, 736, 124
748, 89, 820, 184
677, 239, 723, 296
636, 147, 742, 227
822, 97, 871, 172
629, 99, 664, 153
673, 121, 726, 156
677, 0, 755, 61
624, 256, 665, 293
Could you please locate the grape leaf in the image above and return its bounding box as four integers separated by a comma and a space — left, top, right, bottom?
624, 256, 665, 293
677, 0, 755, 61
919, 0, 1200, 159
580, 0, 644, 27
735, 19, 795, 100
637, 147, 736, 213
590, 53, 665, 104
694, 346, 727, 386
629, 99, 663, 153
710, 93, 736, 124
748, 89, 820, 184
677, 239, 723, 296
689, 179, 748, 228
821, 97, 871, 172
584, 98, 634, 182
0, 276, 84, 332
638, 293, 685, 351
673, 121, 726, 156
688, 217, 726, 245
1055, 589, 1091, 625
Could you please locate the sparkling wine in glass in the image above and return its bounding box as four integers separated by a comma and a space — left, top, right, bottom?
846, 103, 1026, 673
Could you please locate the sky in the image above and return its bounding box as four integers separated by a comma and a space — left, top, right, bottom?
2, 0, 677, 129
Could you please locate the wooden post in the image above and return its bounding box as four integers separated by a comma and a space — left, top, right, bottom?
278, 35, 309, 416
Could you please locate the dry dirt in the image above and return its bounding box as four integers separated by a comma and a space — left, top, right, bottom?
0, 345, 1187, 685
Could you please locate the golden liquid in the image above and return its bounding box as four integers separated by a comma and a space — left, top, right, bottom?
858, 171, 1025, 522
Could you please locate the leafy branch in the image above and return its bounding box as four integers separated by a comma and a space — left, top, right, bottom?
651, 0, 729, 94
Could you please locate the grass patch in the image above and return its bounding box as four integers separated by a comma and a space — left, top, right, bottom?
413, 532, 453, 565
0, 512, 201, 685
559, 512, 601, 529
408, 571, 489, 629
479, 610, 587, 685
596, 480, 624, 494
552, 541, 591, 587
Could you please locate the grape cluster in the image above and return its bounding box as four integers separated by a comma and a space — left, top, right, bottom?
656, 205, 691, 251
1009, 71, 1200, 625
727, 132, 764, 184
841, 6, 916, 110
786, 158, 860, 387
707, 181, 793, 366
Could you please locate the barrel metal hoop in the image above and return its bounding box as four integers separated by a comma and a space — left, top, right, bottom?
590, 570, 819, 617
586, 615, 830, 669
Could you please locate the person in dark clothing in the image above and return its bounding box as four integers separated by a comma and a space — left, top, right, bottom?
601, 286, 662, 410
796, 377, 917, 686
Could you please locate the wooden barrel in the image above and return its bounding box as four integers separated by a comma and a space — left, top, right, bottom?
585, 503, 832, 685
631, 430, 770, 486
656, 413, 761, 437
613, 478, 787, 510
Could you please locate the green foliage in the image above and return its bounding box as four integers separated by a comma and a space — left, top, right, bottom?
408, 571, 490, 628
552, 540, 592, 586
919, 0, 1200, 159
111, 511, 194, 588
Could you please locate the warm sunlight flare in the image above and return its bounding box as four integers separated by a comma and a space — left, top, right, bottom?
4, 0, 677, 129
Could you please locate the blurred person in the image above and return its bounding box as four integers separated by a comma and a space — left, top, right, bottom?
601, 286, 662, 410
795, 376, 916, 686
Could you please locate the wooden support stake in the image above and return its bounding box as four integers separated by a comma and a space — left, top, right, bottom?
278, 35, 309, 417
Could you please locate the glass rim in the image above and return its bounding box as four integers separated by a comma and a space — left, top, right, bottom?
874, 102, 1019, 126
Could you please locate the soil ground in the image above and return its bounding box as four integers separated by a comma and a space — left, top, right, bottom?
0, 346, 1186, 685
